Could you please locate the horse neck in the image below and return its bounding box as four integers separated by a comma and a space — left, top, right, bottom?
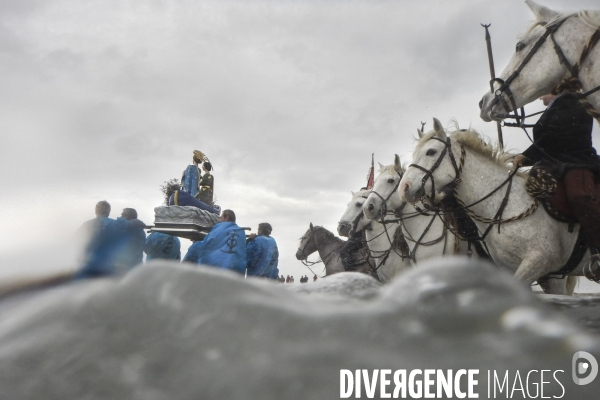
400, 202, 446, 251
313, 228, 344, 259
365, 219, 399, 252
453, 145, 527, 218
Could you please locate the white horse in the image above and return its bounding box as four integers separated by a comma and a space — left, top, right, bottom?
338, 185, 411, 282
362, 156, 463, 275
480, 0, 600, 122
337, 189, 370, 238
399, 119, 579, 295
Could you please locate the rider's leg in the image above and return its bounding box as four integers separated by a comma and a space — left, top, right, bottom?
564, 168, 600, 248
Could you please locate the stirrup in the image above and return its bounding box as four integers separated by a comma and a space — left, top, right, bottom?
583, 254, 600, 283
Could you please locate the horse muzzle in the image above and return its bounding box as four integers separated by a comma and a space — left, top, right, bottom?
363, 200, 381, 220
295, 249, 306, 260
337, 222, 351, 237
479, 92, 496, 122
480, 92, 509, 122
399, 180, 422, 203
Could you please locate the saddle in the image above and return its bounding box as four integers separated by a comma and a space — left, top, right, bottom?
526, 163, 600, 225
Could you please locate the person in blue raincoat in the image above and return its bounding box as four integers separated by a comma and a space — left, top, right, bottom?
194, 209, 247, 274
144, 232, 181, 261
75, 201, 146, 279
114, 207, 146, 271
246, 222, 279, 279
182, 240, 203, 263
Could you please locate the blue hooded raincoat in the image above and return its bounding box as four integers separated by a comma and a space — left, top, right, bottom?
195, 222, 246, 274
76, 217, 145, 278
246, 235, 279, 279
182, 240, 203, 263
145, 232, 181, 261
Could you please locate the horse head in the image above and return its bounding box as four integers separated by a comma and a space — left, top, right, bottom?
338, 189, 371, 237
363, 154, 404, 220
480, 0, 600, 121
400, 118, 461, 204
296, 223, 318, 260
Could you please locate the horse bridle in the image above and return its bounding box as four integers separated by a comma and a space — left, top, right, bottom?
408, 136, 465, 205
409, 135, 540, 246
492, 17, 600, 121
367, 170, 403, 220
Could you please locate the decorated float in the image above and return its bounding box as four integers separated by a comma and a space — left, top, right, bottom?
149, 150, 224, 241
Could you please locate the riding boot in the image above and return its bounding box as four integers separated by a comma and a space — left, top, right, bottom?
564, 168, 600, 248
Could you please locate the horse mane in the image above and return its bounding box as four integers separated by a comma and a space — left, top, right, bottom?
521, 8, 600, 38
520, 13, 576, 38
579, 10, 600, 30
379, 164, 404, 176
355, 189, 371, 198
413, 121, 518, 170
299, 225, 344, 245
451, 128, 516, 168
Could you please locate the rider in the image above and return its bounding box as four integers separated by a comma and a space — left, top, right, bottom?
513, 91, 600, 249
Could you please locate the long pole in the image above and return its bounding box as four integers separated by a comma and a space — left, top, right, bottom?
481, 23, 504, 149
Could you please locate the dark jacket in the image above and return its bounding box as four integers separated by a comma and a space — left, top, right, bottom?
522, 92, 598, 169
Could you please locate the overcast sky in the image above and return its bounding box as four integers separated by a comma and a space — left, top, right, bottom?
1, 0, 599, 280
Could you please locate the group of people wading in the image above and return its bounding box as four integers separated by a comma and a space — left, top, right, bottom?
76, 150, 280, 281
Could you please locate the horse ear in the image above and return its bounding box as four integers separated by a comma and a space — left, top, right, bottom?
433, 118, 447, 140
525, 0, 558, 22
309, 222, 314, 230
394, 154, 402, 173
378, 162, 385, 172
351, 191, 356, 196
417, 128, 424, 139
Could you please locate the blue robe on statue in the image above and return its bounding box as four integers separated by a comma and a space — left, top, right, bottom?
246, 235, 279, 279
145, 232, 181, 261
194, 222, 247, 274
181, 164, 200, 197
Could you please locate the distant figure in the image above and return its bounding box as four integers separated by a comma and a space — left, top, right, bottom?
75, 201, 145, 279
277, 275, 285, 283
196, 161, 214, 205
286, 275, 291, 283
313, 274, 317, 282
246, 222, 279, 279
114, 208, 146, 271
300, 275, 308, 283
181, 150, 203, 198
193, 209, 246, 274
145, 232, 181, 261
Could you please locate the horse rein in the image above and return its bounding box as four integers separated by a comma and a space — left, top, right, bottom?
408, 136, 538, 243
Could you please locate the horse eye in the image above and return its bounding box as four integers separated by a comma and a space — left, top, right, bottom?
426, 149, 437, 156
387, 178, 395, 184
515, 42, 526, 52
355, 202, 362, 207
